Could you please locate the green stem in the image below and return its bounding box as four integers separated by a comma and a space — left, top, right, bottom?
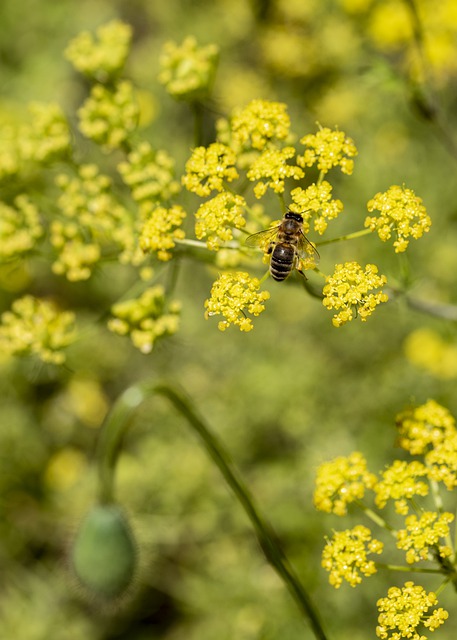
96, 381, 329, 640
316, 228, 372, 247
376, 563, 445, 575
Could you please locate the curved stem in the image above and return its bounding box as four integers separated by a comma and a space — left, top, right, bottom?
97, 381, 329, 640
316, 228, 372, 247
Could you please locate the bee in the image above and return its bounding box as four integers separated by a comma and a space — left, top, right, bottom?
245, 211, 319, 281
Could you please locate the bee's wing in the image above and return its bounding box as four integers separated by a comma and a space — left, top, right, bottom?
244, 225, 280, 251
296, 232, 320, 269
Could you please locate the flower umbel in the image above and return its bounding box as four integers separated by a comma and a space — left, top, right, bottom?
290, 181, 344, 234
366, 185, 431, 252
204, 272, 270, 332
322, 262, 388, 327
247, 146, 304, 198
322, 525, 383, 588
374, 460, 429, 515
299, 126, 357, 175
182, 143, 239, 197
158, 36, 219, 101
396, 511, 454, 564
396, 399, 457, 455
376, 582, 448, 639
0, 195, 43, 260
195, 192, 246, 250
229, 99, 291, 151
139, 204, 186, 261
108, 286, 181, 354
314, 452, 377, 516
0, 295, 76, 364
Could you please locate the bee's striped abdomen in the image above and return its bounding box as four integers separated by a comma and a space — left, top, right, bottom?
270, 244, 295, 281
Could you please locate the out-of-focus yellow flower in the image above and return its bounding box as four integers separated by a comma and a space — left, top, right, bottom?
247, 147, 304, 198
182, 143, 239, 197
425, 433, 457, 490
0, 295, 76, 364
195, 192, 246, 250
365, 185, 431, 252
314, 452, 377, 516
396, 399, 456, 455
322, 262, 388, 327
404, 328, 457, 379
118, 142, 180, 205
19, 102, 71, 162
108, 286, 181, 354
45, 448, 87, 491
290, 181, 344, 234
368, 1, 412, 50
65, 20, 132, 81
229, 99, 291, 151
322, 525, 383, 588
299, 126, 357, 175
396, 511, 454, 564
204, 272, 270, 332
139, 204, 186, 261
78, 81, 139, 150
374, 460, 429, 515
0, 195, 43, 260
158, 36, 219, 101
376, 582, 448, 639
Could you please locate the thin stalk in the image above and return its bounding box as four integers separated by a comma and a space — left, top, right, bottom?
316, 228, 372, 247
96, 381, 329, 640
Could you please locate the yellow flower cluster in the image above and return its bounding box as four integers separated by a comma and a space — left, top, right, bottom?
0, 295, 76, 364
396, 511, 454, 564
228, 99, 291, 151
322, 262, 388, 327
182, 143, 239, 196
374, 460, 429, 515
365, 185, 431, 252
158, 36, 219, 101
425, 433, 457, 490
64, 19, 132, 80
19, 102, 71, 163
78, 81, 139, 150
195, 193, 246, 250
290, 181, 344, 234
139, 204, 186, 261
314, 452, 378, 516
376, 582, 448, 640
396, 399, 456, 455
108, 286, 181, 354
204, 272, 270, 332
0, 195, 43, 260
299, 127, 357, 175
322, 525, 383, 588
52, 164, 136, 281
247, 146, 304, 198
117, 142, 181, 211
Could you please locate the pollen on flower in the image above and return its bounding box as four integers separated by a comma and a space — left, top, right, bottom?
365, 185, 431, 252
322, 525, 383, 588
229, 99, 291, 151
313, 451, 377, 516
246, 146, 304, 198
299, 126, 357, 175
396, 511, 454, 564
139, 204, 186, 261
374, 460, 429, 515
290, 181, 344, 235
158, 36, 219, 101
396, 399, 457, 455
195, 192, 246, 250
108, 286, 181, 354
204, 272, 270, 332
376, 582, 448, 640
0, 295, 76, 364
77, 80, 139, 150
182, 142, 239, 197
322, 262, 388, 327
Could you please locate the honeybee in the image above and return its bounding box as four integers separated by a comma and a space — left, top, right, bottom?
245, 211, 319, 281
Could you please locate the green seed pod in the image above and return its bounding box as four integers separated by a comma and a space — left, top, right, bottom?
71, 504, 136, 599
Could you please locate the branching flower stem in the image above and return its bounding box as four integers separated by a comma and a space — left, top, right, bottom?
96, 381, 329, 640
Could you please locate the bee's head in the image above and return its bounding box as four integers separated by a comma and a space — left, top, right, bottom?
285, 211, 304, 223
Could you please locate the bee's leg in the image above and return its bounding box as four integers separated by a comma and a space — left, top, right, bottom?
296, 268, 308, 281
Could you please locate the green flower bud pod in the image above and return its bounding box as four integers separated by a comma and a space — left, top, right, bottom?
71, 504, 136, 599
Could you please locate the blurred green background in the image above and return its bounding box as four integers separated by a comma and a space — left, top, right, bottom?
1, 0, 457, 638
